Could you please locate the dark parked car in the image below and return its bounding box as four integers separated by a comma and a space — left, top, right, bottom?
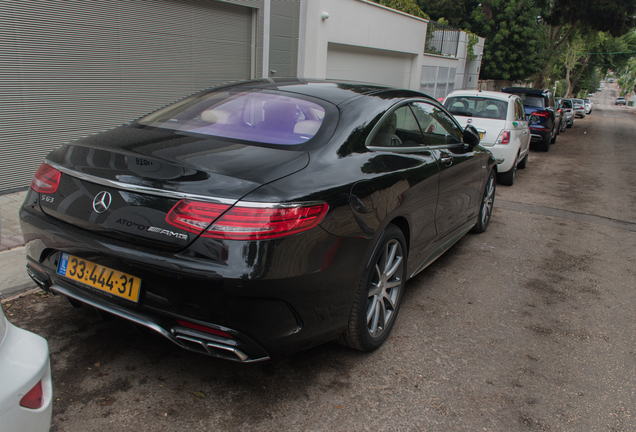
501, 87, 561, 151
21, 79, 495, 362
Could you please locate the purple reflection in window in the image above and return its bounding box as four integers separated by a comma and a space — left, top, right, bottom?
143, 91, 326, 145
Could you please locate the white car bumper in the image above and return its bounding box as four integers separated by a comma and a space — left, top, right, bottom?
482, 143, 519, 173
0, 313, 52, 432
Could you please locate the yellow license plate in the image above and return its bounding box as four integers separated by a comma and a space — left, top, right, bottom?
479, 132, 484, 140
57, 253, 141, 302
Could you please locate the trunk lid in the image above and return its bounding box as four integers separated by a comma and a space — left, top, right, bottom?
38, 125, 309, 249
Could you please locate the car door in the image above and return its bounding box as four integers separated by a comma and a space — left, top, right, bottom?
514, 97, 530, 154
364, 103, 440, 269
410, 101, 483, 239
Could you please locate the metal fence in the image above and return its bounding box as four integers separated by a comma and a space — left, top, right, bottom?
424, 21, 460, 57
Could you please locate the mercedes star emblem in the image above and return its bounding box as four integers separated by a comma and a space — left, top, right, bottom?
92, 191, 112, 214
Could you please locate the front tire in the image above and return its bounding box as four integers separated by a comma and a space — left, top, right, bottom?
340, 225, 407, 351
472, 170, 496, 233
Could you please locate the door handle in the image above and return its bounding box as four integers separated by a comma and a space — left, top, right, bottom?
441, 156, 453, 167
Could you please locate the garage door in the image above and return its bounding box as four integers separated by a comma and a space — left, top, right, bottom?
0, 0, 254, 192
326, 43, 413, 88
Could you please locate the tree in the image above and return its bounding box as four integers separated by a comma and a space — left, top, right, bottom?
418, 0, 636, 84
471, 1, 549, 81
375, 0, 430, 19
562, 34, 588, 97
533, 0, 636, 87
419, 0, 549, 81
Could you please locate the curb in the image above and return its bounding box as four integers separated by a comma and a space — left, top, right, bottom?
1, 287, 43, 304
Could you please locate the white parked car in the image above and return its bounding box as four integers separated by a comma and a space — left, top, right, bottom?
0, 306, 52, 432
444, 90, 530, 186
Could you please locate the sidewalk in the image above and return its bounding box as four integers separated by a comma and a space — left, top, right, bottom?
0, 190, 36, 299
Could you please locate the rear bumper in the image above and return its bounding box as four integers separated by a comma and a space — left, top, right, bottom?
20, 189, 368, 360
484, 144, 520, 173
529, 128, 549, 142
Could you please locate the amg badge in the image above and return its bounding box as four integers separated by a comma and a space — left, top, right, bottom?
147, 226, 188, 241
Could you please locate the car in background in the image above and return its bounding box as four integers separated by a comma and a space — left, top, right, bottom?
558, 98, 575, 128
573, 99, 586, 118
20, 79, 496, 361
445, 90, 530, 186
616, 97, 627, 105
0, 307, 52, 432
585, 98, 593, 114
501, 87, 561, 151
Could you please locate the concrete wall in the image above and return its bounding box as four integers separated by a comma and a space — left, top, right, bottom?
421, 33, 485, 99
298, 0, 427, 90
297, 0, 484, 97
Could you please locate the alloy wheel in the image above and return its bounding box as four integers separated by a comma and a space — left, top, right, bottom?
481, 174, 495, 227
366, 239, 404, 339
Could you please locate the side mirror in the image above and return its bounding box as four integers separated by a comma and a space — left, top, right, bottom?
463, 124, 480, 148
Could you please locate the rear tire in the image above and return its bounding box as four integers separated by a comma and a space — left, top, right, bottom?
550, 129, 557, 144
340, 225, 407, 351
536, 137, 550, 152
498, 155, 517, 186
518, 151, 528, 169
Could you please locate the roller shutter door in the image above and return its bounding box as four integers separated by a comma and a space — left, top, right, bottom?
0, 0, 253, 192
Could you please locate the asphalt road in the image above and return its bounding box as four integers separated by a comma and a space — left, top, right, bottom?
3, 99, 636, 431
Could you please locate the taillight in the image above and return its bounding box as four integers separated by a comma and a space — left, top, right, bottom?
177, 319, 233, 338
165, 200, 329, 240
206, 203, 329, 240
31, 163, 61, 194
166, 200, 231, 235
19, 380, 44, 409
528, 111, 550, 124
495, 130, 511, 145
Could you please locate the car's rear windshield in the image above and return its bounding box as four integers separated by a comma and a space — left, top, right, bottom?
506, 92, 546, 108
137, 89, 327, 145
444, 97, 507, 120
560, 99, 572, 108
573, 99, 584, 106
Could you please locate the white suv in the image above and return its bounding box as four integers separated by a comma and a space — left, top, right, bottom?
444, 90, 530, 186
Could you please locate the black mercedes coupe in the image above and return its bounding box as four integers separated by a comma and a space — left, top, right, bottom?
21, 79, 495, 362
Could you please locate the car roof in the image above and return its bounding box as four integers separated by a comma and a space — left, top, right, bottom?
445, 90, 515, 101
501, 87, 550, 95
204, 78, 437, 106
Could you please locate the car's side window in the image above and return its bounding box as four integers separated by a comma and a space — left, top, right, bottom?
410, 102, 463, 146
368, 105, 425, 148
515, 99, 525, 121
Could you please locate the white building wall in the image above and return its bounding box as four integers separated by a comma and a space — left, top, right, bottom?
297, 0, 484, 96
298, 0, 427, 90
421, 34, 485, 99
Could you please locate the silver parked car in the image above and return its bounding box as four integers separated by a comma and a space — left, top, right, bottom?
558, 98, 575, 128
573, 99, 586, 118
